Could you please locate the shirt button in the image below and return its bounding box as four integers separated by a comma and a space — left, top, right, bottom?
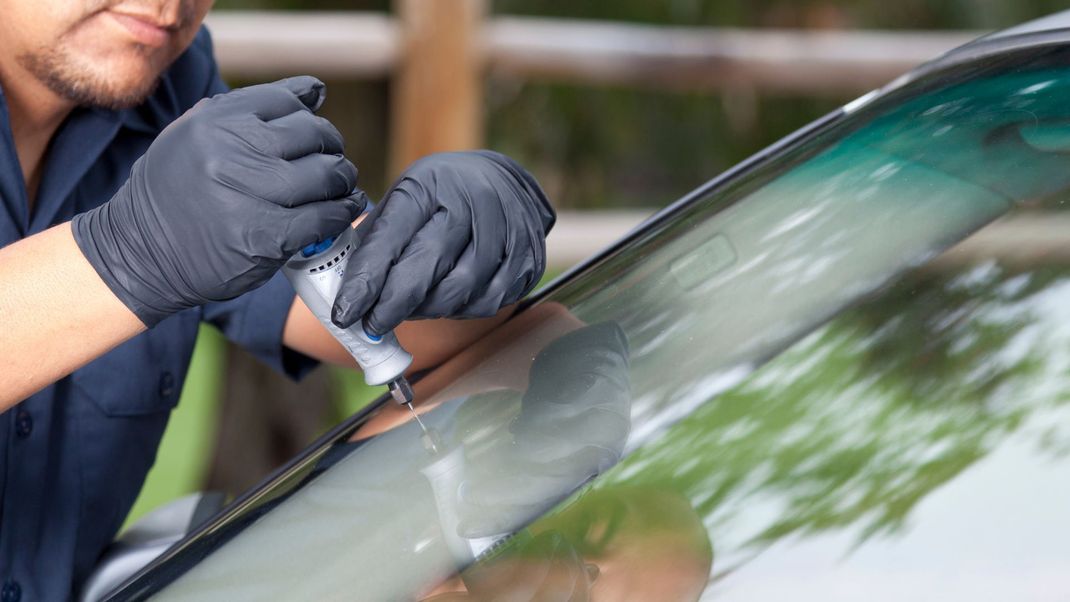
1, 579, 21, 602
14, 411, 32, 439
159, 372, 176, 399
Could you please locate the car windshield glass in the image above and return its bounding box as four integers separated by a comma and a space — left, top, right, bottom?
117, 44, 1070, 601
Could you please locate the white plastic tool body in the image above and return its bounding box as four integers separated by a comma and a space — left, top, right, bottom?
282, 227, 413, 386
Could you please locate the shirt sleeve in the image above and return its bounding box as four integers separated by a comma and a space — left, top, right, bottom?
202, 272, 319, 380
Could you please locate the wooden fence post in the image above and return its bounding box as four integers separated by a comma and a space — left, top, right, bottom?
390, 0, 487, 177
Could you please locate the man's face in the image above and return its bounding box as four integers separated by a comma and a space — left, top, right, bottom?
0, 0, 214, 110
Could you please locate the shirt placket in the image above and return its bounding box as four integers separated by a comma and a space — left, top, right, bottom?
0, 389, 49, 602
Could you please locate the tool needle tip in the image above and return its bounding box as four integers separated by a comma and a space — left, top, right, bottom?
407, 401, 429, 430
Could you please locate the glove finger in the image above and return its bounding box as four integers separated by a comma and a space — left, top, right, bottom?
263, 111, 345, 160
412, 200, 508, 318
273, 75, 327, 111
226, 76, 325, 121
344, 188, 372, 217
363, 205, 473, 336
331, 186, 434, 328
252, 153, 358, 208
281, 197, 365, 256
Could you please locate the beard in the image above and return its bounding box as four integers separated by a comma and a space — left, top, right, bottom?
17, 42, 161, 111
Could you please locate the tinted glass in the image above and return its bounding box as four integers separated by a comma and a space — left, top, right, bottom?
117, 44, 1070, 601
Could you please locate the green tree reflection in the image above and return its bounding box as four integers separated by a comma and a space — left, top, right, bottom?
601, 263, 1070, 565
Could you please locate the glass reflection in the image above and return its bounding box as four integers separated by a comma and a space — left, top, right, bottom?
152, 310, 634, 600
422, 487, 712, 602
598, 263, 1070, 601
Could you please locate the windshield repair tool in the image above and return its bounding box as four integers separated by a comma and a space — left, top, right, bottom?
283, 226, 418, 414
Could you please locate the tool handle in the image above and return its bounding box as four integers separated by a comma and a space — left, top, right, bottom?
282, 227, 413, 386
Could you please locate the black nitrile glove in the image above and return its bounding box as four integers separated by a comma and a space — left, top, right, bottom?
458, 323, 631, 539
73, 76, 366, 326
330, 150, 556, 337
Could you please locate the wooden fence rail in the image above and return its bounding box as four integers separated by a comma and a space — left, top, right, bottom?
205, 12, 399, 77
205, 11, 976, 95
485, 18, 975, 95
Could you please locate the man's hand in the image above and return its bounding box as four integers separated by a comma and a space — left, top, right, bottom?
330, 151, 556, 337
73, 76, 365, 327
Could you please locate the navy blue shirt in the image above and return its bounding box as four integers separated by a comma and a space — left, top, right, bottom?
0, 28, 311, 600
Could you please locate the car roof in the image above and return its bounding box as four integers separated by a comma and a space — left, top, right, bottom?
882, 9, 1070, 94
980, 8, 1070, 41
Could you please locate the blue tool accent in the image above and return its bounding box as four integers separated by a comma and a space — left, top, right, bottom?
301, 237, 336, 258
364, 327, 383, 342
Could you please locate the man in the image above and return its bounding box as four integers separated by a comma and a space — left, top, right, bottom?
0, 1, 555, 599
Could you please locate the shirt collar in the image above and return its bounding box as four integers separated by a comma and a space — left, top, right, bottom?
0, 80, 162, 236
0, 82, 30, 235
119, 102, 161, 135
30, 106, 123, 232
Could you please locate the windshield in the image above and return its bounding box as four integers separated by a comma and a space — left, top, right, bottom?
115, 44, 1070, 601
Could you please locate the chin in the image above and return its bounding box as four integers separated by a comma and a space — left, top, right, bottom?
73, 51, 168, 107
107, 65, 163, 93
71, 28, 181, 99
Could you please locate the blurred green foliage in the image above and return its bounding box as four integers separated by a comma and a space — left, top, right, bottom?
580, 264, 1070, 578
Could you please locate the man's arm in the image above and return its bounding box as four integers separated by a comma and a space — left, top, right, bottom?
282, 297, 514, 373
0, 223, 145, 409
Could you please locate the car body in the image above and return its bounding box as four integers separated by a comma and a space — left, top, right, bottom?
99, 9, 1070, 601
